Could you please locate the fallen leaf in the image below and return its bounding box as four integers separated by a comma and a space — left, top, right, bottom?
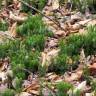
8, 22, 17, 37
29, 90, 39, 95
52, 0, 59, 10
89, 63, 96, 76
41, 49, 60, 67
68, 81, 87, 96
64, 70, 83, 82
9, 11, 27, 22
16, 92, 31, 96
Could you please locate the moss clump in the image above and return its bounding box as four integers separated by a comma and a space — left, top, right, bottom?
0, 89, 15, 96
50, 26, 96, 74
56, 82, 73, 96
17, 16, 51, 37
0, 15, 53, 79
0, 40, 40, 78
71, 0, 96, 13
25, 34, 45, 51
0, 21, 8, 31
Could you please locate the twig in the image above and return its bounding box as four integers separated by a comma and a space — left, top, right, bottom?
22, 68, 33, 75
19, 0, 65, 31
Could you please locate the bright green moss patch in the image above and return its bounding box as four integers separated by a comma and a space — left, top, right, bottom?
49, 26, 96, 74
0, 40, 40, 78
25, 34, 45, 51
56, 82, 73, 96
17, 16, 52, 37
0, 15, 53, 79
0, 89, 15, 96
0, 21, 8, 31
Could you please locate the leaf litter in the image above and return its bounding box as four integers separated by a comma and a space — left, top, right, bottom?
0, 0, 96, 96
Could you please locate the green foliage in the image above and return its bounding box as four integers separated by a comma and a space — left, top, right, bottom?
0, 89, 15, 96
14, 77, 23, 93
74, 90, 81, 96
56, 82, 73, 96
0, 15, 53, 79
49, 54, 69, 74
9, 41, 40, 73
82, 66, 91, 84
21, 0, 46, 12
71, 0, 96, 12
0, 40, 40, 79
91, 81, 96, 93
0, 21, 8, 31
61, 25, 96, 57
50, 26, 96, 74
25, 34, 45, 51
17, 16, 51, 37
38, 65, 47, 77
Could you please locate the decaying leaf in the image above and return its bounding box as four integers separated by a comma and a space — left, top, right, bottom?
52, 0, 59, 10
15, 92, 31, 96
41, 49, 60, 67
9, 11, 27, 22
29, 90, 39, 95
79, 48, 86, 64
64, 70, 83, 82
68, 81, 87, 96
8, 22, 17, 37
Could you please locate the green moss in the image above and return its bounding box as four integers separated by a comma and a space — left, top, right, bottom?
50, 26, 96, 74
71, 0, 96, 12
0, 89, 15, 96
49, 54, 69, 74
25, 34, 45, 51
56, 82, 73, 96
0, 21, 8, 31
91, 81, 96, 92
0, 39, 40, 78
0, 15, 53, 79
17, 16, 51, 37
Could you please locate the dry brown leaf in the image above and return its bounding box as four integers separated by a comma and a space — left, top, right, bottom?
52, 0, 59, 10
41, 49, 60, 67
29, 90, 39, 95
9, 11, 27, 22
46, 73, 54, 77
79, 48, 86, 63
27, 84, 40, 91
47, 74, 59, 81
89, 63, 96, 76
23, 80, 40, 92
64, 70, 83, 82
8, 22, 17, 37
87, 19, 96, 26
78, 19, 91, 25
47, 0, 52, 6
16, 92, 31, 96
72, 24, 81, 30
55, 30, 66, 37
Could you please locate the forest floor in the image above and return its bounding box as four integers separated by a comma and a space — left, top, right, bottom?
0, 0, 96, 96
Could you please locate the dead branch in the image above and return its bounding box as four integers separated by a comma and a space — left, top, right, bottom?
19, 0, 65, 31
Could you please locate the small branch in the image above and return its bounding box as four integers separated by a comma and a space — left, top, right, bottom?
19, 0, 65, 31
22, 68, 33, 75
